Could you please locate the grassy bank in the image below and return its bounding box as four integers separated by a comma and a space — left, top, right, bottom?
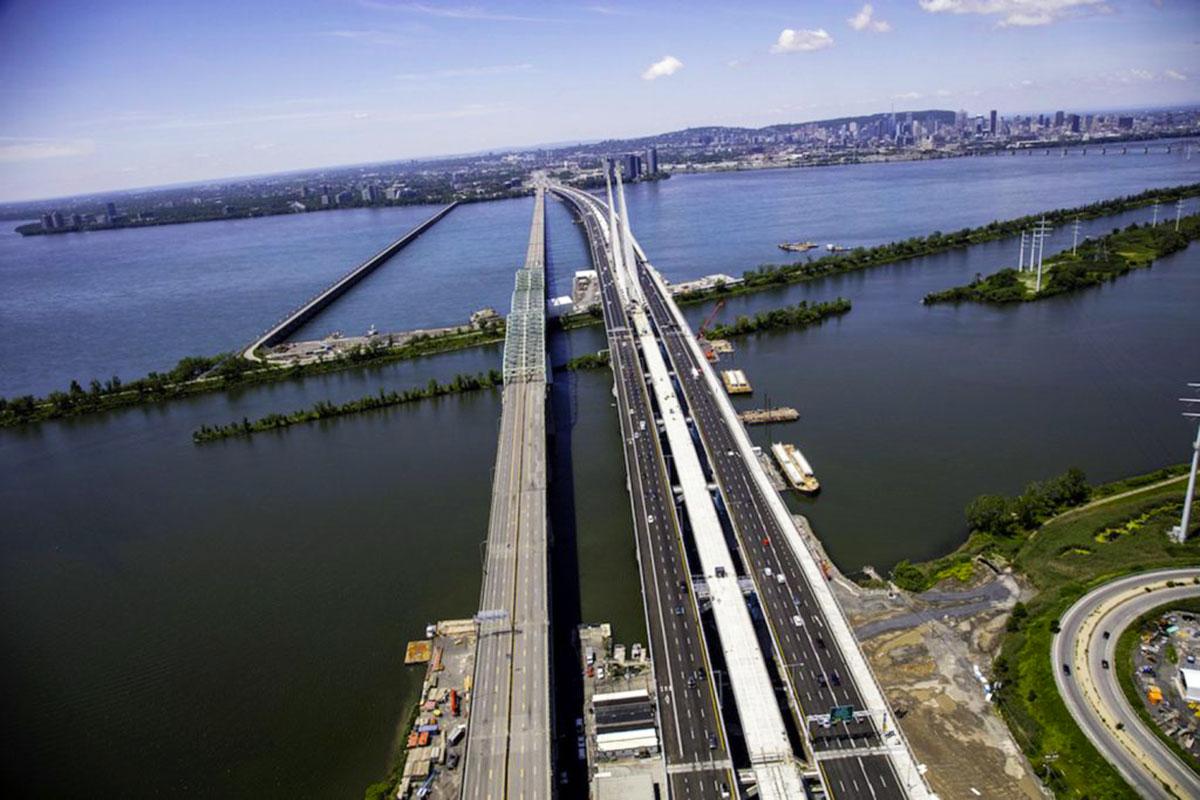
897, 465, 1197, 797
1114, 597, 1200, 777
673, 183, 1200, 306
923, 214, 1200, 305
0, 325, 504, 428
706, 297, 851, 339
193, 370, 502, 443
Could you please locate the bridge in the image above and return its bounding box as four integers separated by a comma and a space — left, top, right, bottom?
550, 173, 935, 800
241, 201, 458, 361
459, 188, 551, 800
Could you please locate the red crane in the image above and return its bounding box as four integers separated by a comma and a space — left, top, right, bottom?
697, 299, 726, 362
698, 299, 726, 339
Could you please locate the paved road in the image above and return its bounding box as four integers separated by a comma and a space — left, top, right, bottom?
819, 753, 908, 800
1054, 568, 1200, 799
555, 187, 735, 800
633, 259, 889, 756
461, 195, 550, 800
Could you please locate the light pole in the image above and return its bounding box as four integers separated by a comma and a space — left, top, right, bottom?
1171, 383, 1200, 544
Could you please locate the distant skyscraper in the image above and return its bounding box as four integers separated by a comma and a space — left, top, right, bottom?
105, 201, 117, 220
645, 145, 659, 175
1068, 113, 1081, 133
361, 184, 382, 203
1054, 110, 1065, 128
989, 109, 998, 135
1118, 116, 1134, 130
623, 153, 642, 180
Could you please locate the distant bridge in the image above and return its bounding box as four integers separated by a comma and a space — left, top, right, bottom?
241, 201, 458, 361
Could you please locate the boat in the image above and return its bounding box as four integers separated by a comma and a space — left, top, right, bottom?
824, 243, 850, 252
771, 442, 820, 494
366, 324, 378, 337
778, 241, 818, 252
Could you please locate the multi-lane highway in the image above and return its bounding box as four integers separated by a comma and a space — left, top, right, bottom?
550, 174, 931, 800
555, 185, 736, 800
1054, 568, 1200, 799
460, 190, 551, 800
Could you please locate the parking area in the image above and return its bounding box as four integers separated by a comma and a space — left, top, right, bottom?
1128, 608, 1200, 762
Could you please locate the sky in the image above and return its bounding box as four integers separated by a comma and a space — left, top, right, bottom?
0, 0, 1197, 202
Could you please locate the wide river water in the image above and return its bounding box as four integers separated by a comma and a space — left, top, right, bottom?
2, 148, 1199, 797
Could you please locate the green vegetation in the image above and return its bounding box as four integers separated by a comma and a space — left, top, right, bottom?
890, 467, 1091, 592
898, 466, 1198, 797
674, 183, 1200, 305
924, 214, 1200, 305
1115, 597, 1200, 775
0, 324, 505, 428
705, 297, 851, 339
193, 370, 502, 443
564, 350, 611, 371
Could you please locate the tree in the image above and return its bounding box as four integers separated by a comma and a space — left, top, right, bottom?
966, 494, 1015, 536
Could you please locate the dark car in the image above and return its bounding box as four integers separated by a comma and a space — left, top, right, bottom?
1063, 663, 1071, 675
673, 605, 685, 616
1103, 631, 1111, 640
1101, 659, 1110, 670
447, 752, 460, 770
831, 670, 842, 687
707, 732, 718, 750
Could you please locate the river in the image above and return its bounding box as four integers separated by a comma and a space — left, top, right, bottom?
2, 150, 1198, 797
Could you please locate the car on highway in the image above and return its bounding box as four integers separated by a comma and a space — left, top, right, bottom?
707, 732, 718, 750
673, 605, 684, 616
1062, 663, 1071, 675
1101, 659, 1110, 669
792, 614, 804, 627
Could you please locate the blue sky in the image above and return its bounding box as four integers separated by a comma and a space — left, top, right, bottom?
0, 0, 1197, 201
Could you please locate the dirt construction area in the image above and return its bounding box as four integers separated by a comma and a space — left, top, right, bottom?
811, 527, 1048, 797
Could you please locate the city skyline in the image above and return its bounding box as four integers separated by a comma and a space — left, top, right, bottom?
1, 0, 1198, 201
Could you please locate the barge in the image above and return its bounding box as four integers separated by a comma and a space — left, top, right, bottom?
771, 442, 820, 494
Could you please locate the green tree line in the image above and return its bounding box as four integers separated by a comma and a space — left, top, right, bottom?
705, 297, 851, 339
193, 370, 503, 443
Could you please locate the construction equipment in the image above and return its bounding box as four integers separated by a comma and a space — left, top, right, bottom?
697, 299, 726, 361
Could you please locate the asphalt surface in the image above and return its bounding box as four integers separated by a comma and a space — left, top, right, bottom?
1054, 568, 1200, 799
554, 186, 735, 800
460, 196, 550, 800
819, 753, 908, 800
633, 259, 888, 756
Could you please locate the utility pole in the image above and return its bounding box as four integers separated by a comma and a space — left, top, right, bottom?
1034, 217, 1050, 293
1072, 218, 1081, 256
1018, 230, 1026, 271
1152, 201, 1160, 227
1171, 383, 1200, 544
1176, 199, 1185, 232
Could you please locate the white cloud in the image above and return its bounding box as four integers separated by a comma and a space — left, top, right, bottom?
770, 28, 834, 53
0, 138, 95, 163
917, 0, 1110, 27
395, 63, 533, 80
641, 55, 683, 80
935, 88, 954, 96
848, 4, 892, 32
1165, 69, 1187, 81
893, 91, 923, 100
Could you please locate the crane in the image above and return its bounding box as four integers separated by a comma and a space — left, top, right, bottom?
697, 299, 726, 362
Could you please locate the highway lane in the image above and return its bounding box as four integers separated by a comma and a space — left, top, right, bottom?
1054, 568, 1200, 799
635, 260, 883, 753
558, 188, 735, 800
461, 192, 550, 800
820, 754, 908, 800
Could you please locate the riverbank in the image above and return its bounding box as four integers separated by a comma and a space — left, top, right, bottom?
671, 183, 1200, 306
890, 465, 1198, 797
13, 188, 528, 238
0, 323, 504, 428
924, 214, 1200, 304
192, 370, 502, 443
